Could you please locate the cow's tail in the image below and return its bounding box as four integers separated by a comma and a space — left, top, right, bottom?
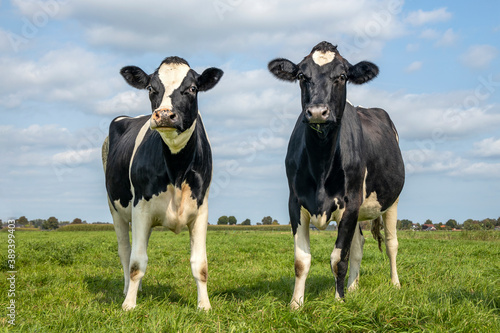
371, 216, 384, 252
102, 136, 109, 172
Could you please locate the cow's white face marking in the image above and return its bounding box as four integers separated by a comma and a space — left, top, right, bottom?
156, 119, 197, 154
312, 50, 335, 66
157, 62, 191, 111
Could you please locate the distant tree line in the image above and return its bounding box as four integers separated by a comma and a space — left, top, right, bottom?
395, 217, 500, 231
3, 215, 499, 231
0, 216, 111, 230
215, 216, 280, 226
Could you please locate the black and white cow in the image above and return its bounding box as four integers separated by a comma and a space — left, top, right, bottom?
268, 42, 405, 308
102, 56, 223, 311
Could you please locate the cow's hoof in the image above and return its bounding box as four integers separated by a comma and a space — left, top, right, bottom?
347, 280, 359, 292
290, 299, 302, 310
122, 301, 136, 311
197, 301, 211, 311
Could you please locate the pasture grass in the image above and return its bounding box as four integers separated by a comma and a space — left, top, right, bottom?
1, 230, 498, 332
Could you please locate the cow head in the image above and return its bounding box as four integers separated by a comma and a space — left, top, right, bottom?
268, 41, 378, 134
120, 56, 223, 136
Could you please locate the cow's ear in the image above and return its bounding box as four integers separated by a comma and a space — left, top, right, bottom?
197, 67, 224, 92
268, 58, 299, 82
120, 66, 150, 89
347, 61, 379, 85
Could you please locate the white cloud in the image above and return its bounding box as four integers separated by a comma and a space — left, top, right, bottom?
418, 28, 458, 47
449, 162, 500, 178
406, 43, 419, 52
460, 44, 499, 69
0, 46, 120, 108
419, 28, 439, 40
52, 147, 101, 166
434, 28, 458, 47
96, 91, 149, 115
405, 61, 423, 73
0, 124, 72, 148
406, 7, 452, 26
11, 0, 406, 61
403, 149, 463, 174
473, 137, 500, 157
0, 124, 104, 172
403, 149, 500, 178
347, 86, 500, 141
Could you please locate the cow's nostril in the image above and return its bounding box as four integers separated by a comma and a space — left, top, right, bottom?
322, 110, 329, 117
169, 113, 177, 120
306, 110, 313, 118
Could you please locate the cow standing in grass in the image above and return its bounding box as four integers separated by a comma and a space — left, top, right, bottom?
268, 42, 405, 308
102, 57, 223, 311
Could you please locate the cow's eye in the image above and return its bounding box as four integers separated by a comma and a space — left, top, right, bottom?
147, 85, 156, 94
190, 85, 197, 93
297, 73, 305, 81
334, 74, 347, 83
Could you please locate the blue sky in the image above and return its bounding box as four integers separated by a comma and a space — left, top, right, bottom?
1, 0, 499, 225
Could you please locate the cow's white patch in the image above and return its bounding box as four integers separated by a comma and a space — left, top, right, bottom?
359, 169, 383, 220
312, 50, 335, 66
134, 181, 199, 234
359, 191, 383, 220
157, 62, 191, 111
292, 211, 311, 310
114, 115, 147, 122
331, 198, 346, 222
111, 198, 132, 222
300, 198, 345, 230
347, 222, 364, 292
188, 191, 211, 310
156, 119, 197, 154
129, 119, 151, 196
330, 247, 341, 278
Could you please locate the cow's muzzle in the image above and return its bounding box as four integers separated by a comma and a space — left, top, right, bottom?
304, 105, 331, 124
151, 108, 178, 129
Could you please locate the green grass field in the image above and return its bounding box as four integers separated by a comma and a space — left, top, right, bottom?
1, 229, 499, 332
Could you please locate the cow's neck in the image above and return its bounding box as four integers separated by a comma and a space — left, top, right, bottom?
161, 125, 198, 185
304, 123, 342, 178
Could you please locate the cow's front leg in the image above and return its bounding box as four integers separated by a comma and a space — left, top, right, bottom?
291, 207, 311, 310
122, 214, 152, 311
188, 200, 211, 311
331, 210, 359, 299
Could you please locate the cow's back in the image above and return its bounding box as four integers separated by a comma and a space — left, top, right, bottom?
105, 115, 151, 210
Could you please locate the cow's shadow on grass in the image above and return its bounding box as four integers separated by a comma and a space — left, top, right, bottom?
83, 275, 185, 307
212, 274, 335, 304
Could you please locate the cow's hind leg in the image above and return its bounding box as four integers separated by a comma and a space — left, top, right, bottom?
347, 222, 365, 292
188, 199, 211, 311
383, 198, 400, 288
291, 208, 311, 310
122, 214, 152, 311
112, 211, 131, 296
